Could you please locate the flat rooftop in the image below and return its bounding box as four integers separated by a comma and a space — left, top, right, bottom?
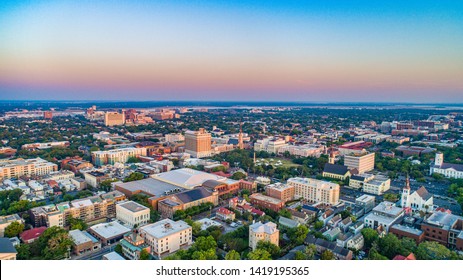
89, 221, 131, 239
117, 201, 149, 212
115, 178, 182, 198
250, 193, 283, 204
69, 229, 98, 245
390, 224, 423, 236
140, 219, 190, 239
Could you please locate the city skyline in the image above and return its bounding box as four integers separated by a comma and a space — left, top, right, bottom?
1, 1, 463, 102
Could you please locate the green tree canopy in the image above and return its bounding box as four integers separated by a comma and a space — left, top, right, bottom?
248, 249, 272, 260
225, 250, 241, 260
4, 221, 25, 238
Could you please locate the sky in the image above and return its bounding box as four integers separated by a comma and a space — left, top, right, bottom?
0, 0, 462, 102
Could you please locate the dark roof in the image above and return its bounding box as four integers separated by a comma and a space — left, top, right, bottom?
175, 187, 212, 203
350, 175, 367, 182
415, 186, 433, 201
0, 238, 17, 254
323, 163, 350, 176
438, 163, 463, 172
227, 139, 239, 145
202, 179, 227, 189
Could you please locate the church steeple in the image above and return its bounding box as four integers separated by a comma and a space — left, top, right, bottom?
238, 122, 244, 149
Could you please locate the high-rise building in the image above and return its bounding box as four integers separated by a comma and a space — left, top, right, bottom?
184, 128, 212, 158
344, 152, 375, 174
287, 177, 340, 205
104, 112, 125, 126
43, 111, 53, 120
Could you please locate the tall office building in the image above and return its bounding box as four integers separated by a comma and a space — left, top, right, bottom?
184, 128, 212, 158
104, 112, 125, 126
344, 152, 375, 174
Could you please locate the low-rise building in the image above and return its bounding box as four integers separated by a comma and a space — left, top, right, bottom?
249, 193, 285, 212
87, 221, 131, 246
364, 202, 404, 233
0, 238, 17, 260
69, 229, 101, 256
265, 183, 295, 202
249, 221, 279, 250
139, 219, 192, 258
215, 207, 235, 221
116, 201, 150, 228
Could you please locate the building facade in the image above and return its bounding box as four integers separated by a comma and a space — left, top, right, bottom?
184, 128, 212, 158
287, 177, 340, 205
249, 221, 279, 250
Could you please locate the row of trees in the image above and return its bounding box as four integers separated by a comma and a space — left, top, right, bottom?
361, 228, 461, 260
173, 202, 214, 221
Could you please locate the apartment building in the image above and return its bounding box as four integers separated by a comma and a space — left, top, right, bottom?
287, 177, 340, 205
0, 157, 58, 180
139, 219, 192, 258
249, 193, 285, 212
92, 147, 147, 166
265, 183, 295, 202
249, 221, 279, 250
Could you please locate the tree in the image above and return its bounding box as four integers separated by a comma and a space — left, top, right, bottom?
193, 236, 217, 251
99, 178, 118, 192
287, 225, 309, 245
37, 227, 74, 260
294, 251, 306, 260
114, 244, 123, 255
68, 217, 88, 231
231, 172, 246, 180
248, 249, 272, 260
361, 228, 379, 248
313, 220, 324, 230
256, 241, 280, 258
191, 248, 218, 260
15, 243, 31, 260
415, 241, 455, 260
123, 172, 145, 182
377, 233, 401, 259
368, 247, 388, 260
225, 250, 241, 260
140, 248, 150, 260
400, 237, 417, 256
4, 221, 25, 238
320, 250, 335, 260
304, 244, 317, 260
278, 209, 292, 219
127, 156, 142, 163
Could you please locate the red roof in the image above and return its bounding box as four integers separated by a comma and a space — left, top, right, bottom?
212, 171, 231, 178
251, 208, 265, 216
393, 253, 416, 260
216, 207, 234, 215
20, 227, 47, 242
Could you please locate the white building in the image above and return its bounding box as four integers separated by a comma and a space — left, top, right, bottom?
254, 137, 286, 154
362, 175, 391, 195
165, 133, 185, 143
430, 152, 463, 179
277, 144, 325, 157
287, 177, 340, 205
139, 219, 192, 258
92, 147, 147, 166
400, 178, 433, 213
116, 201, 150, 228
364, 202, 404, 233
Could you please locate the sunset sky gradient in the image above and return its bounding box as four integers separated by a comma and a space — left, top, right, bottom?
1, 0, 462, 102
